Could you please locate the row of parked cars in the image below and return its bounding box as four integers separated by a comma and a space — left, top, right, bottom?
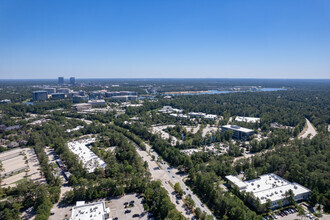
264, 208, 317, 220
264, 208, 297, 219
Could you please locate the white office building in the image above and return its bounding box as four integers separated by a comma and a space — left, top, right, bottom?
235, 116, 260, 123
204, 114, 217, 120
158, 106, 183, 114
226, 173, 311, 209
222, 125, 254, 140
71, 201, 110, 220
68, 138, 106, 173
188, 112, 206, 118
169, 113, 190, 119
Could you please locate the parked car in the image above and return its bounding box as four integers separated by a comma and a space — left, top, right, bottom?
125, 209, 131, 214
133, 214, 139, 218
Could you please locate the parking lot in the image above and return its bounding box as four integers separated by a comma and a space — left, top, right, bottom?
0, 148, 45, 188
264, 208, 319, 220
108, 193, 148, 220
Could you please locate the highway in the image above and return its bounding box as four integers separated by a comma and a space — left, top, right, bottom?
129, 138, 216, 219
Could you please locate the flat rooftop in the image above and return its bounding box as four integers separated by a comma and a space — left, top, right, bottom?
71, 201, 110, 220
225, 175, 247, 189
222, 124, 254, 133
228, 173, 311, 204
235, 116, 260, 123
68, 138, 106, 173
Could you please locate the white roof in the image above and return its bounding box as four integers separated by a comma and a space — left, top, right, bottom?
226, 175, 247, 189
188, 112, 206, 116
235, 116, 260, 123
236, 173, 310, 204
68, 138, 106, 173
204, 114, 217, 119
169, 113, 189, 118
222, 124, 254, 133
71, 201, 110, 220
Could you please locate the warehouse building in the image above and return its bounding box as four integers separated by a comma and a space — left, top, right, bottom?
226, 173, 311, 209
221, 125, 254, 140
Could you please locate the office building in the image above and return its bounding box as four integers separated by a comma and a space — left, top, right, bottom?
204, 114, 217, 120
226, 173, 311, 209
88, 100, 106, 106
127, 95, 138, 101
188, 112, 206, 118
58, 77, 64, 84
78, 90, 86, 96
221, 125, 254, 140
67, 138, 106, 173
0, 99, 11, 104
71, 201, 110, 220
105, 91, 138, 97
51, 93, 66, 99
158, 106, 183, 114
32, 91, 48, 101
57, 88, 71, 94
235, 116, 260, 123
43, 88, 56, 94
109, 95, 137, 102
73, 103, 92, 111
73, 96, 88, 103
70, 77, 75, 85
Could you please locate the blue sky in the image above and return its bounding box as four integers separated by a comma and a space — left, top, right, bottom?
0, 0, 329, 79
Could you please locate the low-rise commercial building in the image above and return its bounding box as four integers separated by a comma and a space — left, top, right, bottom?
221, 125, 254, 140
71, 201, 110, 220
204, 114, 217, 120
0, 99, 11, 104
68, 138, 106, 173
235, 116, 260, 123
73, 103, 92, 111
88, 99, 106, 106
105, 91, 137, 97
226, 173, 311, 209
169, 113, 189, 119
73, 95, 89, 103
109, 95, 138, 102
188, 112, 206, 118
158, 106, 183, 114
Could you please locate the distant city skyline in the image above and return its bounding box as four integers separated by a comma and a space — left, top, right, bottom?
0, 0, 330, 79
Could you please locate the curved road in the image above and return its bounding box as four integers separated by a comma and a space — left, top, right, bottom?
299, 119, 317, 139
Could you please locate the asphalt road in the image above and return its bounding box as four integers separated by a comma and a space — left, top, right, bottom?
299, 118, 317, 139
131, 139, 216, 219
